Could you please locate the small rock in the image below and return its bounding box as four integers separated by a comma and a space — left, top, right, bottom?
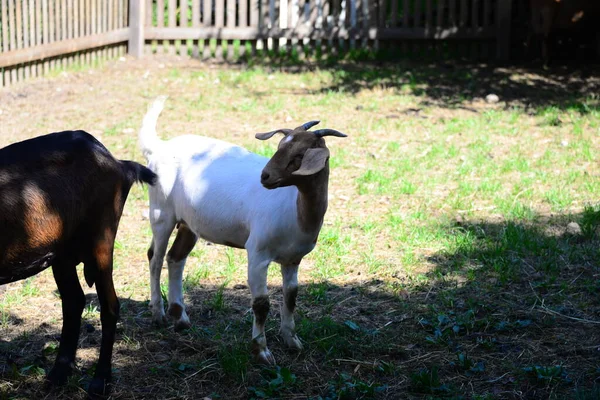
485, 94, 500, 104
85, 323, 95, 333
122, 127, 134, 134
119, 57, 126, 62
142, 70, 150, 79
285, 115, 292, 123
566, 222, 582, 236
141, 209, 150, 220
561, 140, 569, 147
154, 353, 170, 362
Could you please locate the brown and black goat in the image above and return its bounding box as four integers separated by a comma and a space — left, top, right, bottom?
0, 130, 156, 397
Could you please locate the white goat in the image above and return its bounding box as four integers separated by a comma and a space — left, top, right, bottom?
139, 96, 346, 364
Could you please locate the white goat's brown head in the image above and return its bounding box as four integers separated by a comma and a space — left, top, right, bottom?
255, 121, 347, 189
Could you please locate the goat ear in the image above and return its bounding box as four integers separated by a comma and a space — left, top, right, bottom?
255, 129, 293, 140
292, 148, 330, 176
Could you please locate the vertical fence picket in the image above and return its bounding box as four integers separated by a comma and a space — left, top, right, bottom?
448, 0, 456, 28
180, 0, 188, 56
271, 0, 280, 54
215, 0, 224, 58
436, 0, 444, 57
29, 0, 38, 77
191, 0, 200, 57
34, 0, 40, 78
349, 0, 356, 49
59, 0, 66, 65
308, 0, 317, 54
331, 0, 340, 54
69, 0, 75, 64
15, 0, 23, 80
48, 0, 55, 70
402, 0, 410, 54
1, 0, 9, 86
112, 0, 118, 58
85, 0, 91, 63
414, 0, 421, 28
226, 0, 235, 59
40, 0, 50, 74
324, 0, 332, 55
377, 0, 385, 52
341, 0, 349, 51
144, 0, 152, 54
471, 0, 479, 58
203, 0, 213, 58
250, 0, 259, 55
167, 0, 176, 54
157, 0, 165, 53
481, 0, 491, 58
76, 0, 83, 64
260, 0, 268, 53
86, 0, 92, 58
119, 0, 125, 56
288, 0, 295, 54
239, 0, 248, 58
22, 0, 31, 78
91, 0, 97, 62
103, 0, 109, 59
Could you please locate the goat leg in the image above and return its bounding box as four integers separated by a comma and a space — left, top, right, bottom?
46, 262, 85, 387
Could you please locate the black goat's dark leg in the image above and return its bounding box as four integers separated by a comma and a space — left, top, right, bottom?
47, 261, 85, 386
87, 236, 119, 397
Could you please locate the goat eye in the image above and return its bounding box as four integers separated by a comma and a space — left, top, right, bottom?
288, 155, 302, 170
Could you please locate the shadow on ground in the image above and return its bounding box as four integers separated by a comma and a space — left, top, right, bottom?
319, 62, 600, 111
1, 209, 600, 399
242, 54, 600, 111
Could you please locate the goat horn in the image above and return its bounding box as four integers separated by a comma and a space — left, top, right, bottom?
255, 129, 294, 140
313, 129, 348, 138
297, 120, 320, 131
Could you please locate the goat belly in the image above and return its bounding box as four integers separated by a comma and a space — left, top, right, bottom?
0, 252, 55, 285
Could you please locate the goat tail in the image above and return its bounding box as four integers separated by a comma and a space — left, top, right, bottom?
139, 95, 168, 158
120, 160, 158, 186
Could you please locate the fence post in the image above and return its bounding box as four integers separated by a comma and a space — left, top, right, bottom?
496, 0, 512, 61
129, 0, 145, 57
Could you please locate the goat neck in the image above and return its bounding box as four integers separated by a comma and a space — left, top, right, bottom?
295, 163, 329, 235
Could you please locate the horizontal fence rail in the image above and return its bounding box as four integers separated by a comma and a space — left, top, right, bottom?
0, 0, 513, 87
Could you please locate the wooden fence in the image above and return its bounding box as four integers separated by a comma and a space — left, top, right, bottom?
0, 0, 132, 87
141, 0, 511, 60
0, 0, 513, 87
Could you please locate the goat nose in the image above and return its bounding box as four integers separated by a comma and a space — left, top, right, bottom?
261, 171, 270, 182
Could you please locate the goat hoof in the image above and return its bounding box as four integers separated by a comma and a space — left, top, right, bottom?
174, 319, 191, 332
46, 363, 72, 386
282, 333, 303, 351
254, 348, 276, 365
152, 314, 168, 328
87, 377, 110, 398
